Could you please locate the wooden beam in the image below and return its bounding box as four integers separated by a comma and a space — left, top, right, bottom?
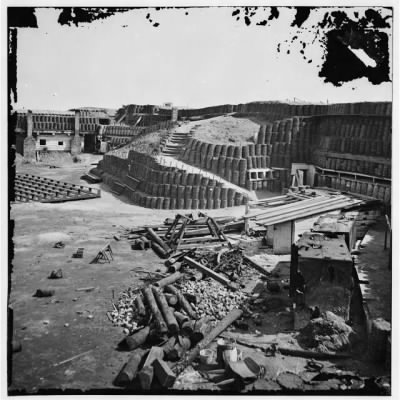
183, 256, 238, 291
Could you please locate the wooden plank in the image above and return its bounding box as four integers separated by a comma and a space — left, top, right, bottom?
256, 198, 361, 225
183, 256, 238, 291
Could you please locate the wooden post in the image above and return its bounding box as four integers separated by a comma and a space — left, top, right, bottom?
164, 284, 197, 319
152, 286, 179, 334
114, 348, 148, 386
153, 359, 176, 388
146, 228, 172, 253
183, 256, 238, 291
142, 286, 168, 334
135, 294, 146, 317
242, 255, 270, 276
119, 326, 150, 351
154, 272, 182, 289
138, 346, 164, 390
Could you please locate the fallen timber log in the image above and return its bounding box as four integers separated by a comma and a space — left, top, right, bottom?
164, 284, 197, 319
146, 228, 172, 253
119, 326, 150, 351
278, 347, 351, 360
242, 255, 271, 276
142, 286, 168, 334
135, 294, 146, 317
183, 256, 238, 291
151, 242, 169, 259
174, 308, 243, 373
138, 346, 164, 390
154, 272, 182, 289
114, 348, 148, 386
152, 286, 179, 334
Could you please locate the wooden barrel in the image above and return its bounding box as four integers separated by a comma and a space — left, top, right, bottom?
232, 158, 240, 171
265, 125, 272, 144
184, 185, 192, 199
242, 145, 250, 158
233, 146, 241, 159
201, 176, 209, 186
177, 185, 185, 200
220, 144, 228, 157
206, 197, 214, 209
192, 185, 200, 199
193, 174, 201, 186
233, 192, 242, 206
169, 184, 177, 199
384, 186, 391, 204
150, 197, 158, 209
248, 144, 255, 156
227, 188, 235, 207
220, 187, 228, 202
232, 170, 240, 185
260, 157, 267, 169
239, 159, 247, 171
211, 157, 219, 173
246, 156, 253, 169
214, 144, 222, 158
377, 185, 385, 201
226, 145, 234, 157
192, 198, 199, 209
176, 198, 185, 209
213, 186, 221, 202
199, 198, 206, 209
239, 170, 246, 186
257, 125, 266, 144
163, 197, 170, 210
145, 196, 152, 208
184, 198, 192, 209
206, 153, 213, 170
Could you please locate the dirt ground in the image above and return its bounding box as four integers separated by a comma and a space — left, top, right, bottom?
8, 155, 247, 393
191, 115, 259, 144
8, 155, 391, 394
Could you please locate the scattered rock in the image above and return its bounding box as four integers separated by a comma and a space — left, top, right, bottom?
276, 372, 305, 390
33, 289, 55, 298
298, 311, 355, 353
48, 269, 63, 279
12, 341, 22, 353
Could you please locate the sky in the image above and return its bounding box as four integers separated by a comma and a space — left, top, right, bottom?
14, 6, 393, 111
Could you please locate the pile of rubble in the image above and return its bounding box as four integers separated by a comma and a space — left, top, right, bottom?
177, 279, 248, 320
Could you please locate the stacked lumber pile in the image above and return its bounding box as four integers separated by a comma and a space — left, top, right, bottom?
120, 213, 244, 257
246, 192, 365, 227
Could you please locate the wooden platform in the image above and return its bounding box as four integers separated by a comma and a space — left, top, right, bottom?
14, 173, 101, 203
